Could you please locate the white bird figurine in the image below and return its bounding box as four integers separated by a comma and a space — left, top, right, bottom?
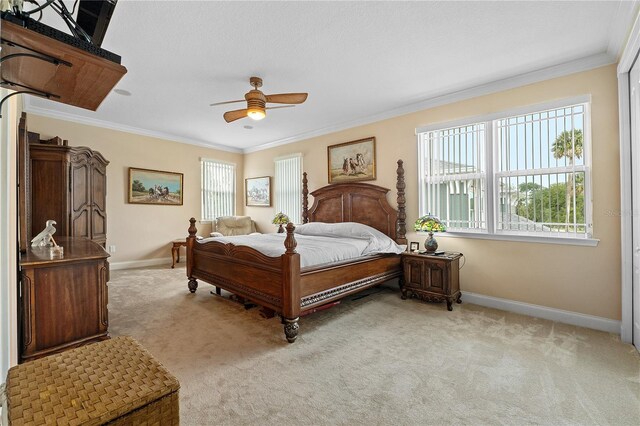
31, 220, 57, 247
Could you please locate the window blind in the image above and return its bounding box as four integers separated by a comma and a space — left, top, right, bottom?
275, 154, 303, 224
201, 159, 236, 221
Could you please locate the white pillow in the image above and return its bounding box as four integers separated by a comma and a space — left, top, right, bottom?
295, 222, 406, 255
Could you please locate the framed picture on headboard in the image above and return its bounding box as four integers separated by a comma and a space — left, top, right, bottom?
327, 137, 376, 183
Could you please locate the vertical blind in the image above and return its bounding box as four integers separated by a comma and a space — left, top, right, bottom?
275, 154, 303, 223
201, 159, 236, 221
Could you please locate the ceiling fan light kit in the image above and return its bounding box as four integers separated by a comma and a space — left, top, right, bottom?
247, 107, 266, 120
211, 76, 308, 123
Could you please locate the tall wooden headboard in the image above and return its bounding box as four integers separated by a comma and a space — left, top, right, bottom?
302, 159, 407, 244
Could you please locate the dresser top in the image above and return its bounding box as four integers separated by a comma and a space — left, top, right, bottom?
20, 237, 109, 267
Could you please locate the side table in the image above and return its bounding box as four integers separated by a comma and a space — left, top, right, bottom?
401, 251, 463, 311
171, 239, 187, 268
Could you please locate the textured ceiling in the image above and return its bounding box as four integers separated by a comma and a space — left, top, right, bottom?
26, 1, 634, 152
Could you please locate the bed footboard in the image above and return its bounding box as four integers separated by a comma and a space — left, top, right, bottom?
186, 219, 302, 342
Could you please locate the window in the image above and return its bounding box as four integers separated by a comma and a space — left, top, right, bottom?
275, 154, 303, 223
201, 159, 235, 221
418, 98, 591, 240
419, 123, 487, 230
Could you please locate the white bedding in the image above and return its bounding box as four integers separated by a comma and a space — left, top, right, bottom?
201, 222, 406, 268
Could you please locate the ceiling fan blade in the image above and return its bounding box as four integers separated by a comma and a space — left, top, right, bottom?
265, 93, 308, 104
223, 109, 248, 123
210, 99, 245, 106
266, 105, 295, 110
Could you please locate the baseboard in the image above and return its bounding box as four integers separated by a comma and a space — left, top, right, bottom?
109, 257, 174, 271
462, 292, 621, 334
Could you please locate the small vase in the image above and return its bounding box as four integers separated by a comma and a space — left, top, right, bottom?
424, 231, 438, 253
277, 224, 284, 233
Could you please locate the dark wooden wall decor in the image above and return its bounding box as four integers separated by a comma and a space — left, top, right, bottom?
186, 159, 406, 343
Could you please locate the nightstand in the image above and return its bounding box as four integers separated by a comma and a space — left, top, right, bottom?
400, 252, 462, 311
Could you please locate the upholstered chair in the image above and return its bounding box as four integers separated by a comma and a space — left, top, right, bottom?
209, 216, 259, 237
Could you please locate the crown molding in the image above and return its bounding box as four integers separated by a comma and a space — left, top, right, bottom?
244, 52, 615, 154
607, 0, 640, 60
22, 98, 243, 154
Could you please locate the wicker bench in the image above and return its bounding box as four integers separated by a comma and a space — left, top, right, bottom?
5, 336, 180, 425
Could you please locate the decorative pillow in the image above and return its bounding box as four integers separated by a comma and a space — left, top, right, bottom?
295, 222, 405, 255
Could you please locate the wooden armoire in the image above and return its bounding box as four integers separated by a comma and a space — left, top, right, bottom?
28, 134, 109, 247
18, 116, 112, 362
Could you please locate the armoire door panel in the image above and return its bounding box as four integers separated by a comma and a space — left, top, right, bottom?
92, 162, 107, 212
72, 209, 91, 239
92, 208, 107, 239
71, 162, 91, 212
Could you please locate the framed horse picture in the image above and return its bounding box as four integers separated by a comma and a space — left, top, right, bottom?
327, 137, 376, 183
128, 167, 183, 205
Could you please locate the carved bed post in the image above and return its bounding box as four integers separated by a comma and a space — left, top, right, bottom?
396, 159, 407, 245
187, 218, 198, 293
282, 222, 301, 343
302, 172, 309, 224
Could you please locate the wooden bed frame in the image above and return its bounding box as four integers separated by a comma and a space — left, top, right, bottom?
186, 160, 407, 343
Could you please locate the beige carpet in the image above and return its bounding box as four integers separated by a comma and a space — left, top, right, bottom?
108, 266, 640, 425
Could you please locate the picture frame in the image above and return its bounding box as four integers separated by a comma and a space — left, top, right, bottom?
245, 176, 271, 207
327, 136, 376, 183
128, 167, 183, 205
409, 242, 420, 252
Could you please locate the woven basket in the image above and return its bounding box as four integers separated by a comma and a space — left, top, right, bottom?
6, 336, 180, 425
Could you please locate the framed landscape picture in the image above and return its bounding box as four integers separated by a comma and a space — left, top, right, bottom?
327, 136, 376, 183
128, 167, 183, 205
246, 176, 271, 207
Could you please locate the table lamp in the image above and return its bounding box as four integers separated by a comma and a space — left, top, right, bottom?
414, 214, 446, 253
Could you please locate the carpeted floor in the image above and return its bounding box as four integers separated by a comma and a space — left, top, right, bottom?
108, 266, 640, 425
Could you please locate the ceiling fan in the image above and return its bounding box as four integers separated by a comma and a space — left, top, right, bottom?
210, 77, 308, 123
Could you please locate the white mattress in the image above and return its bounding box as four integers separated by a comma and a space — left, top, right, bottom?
199, 233, 383, 268
200, 233, 369, 268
